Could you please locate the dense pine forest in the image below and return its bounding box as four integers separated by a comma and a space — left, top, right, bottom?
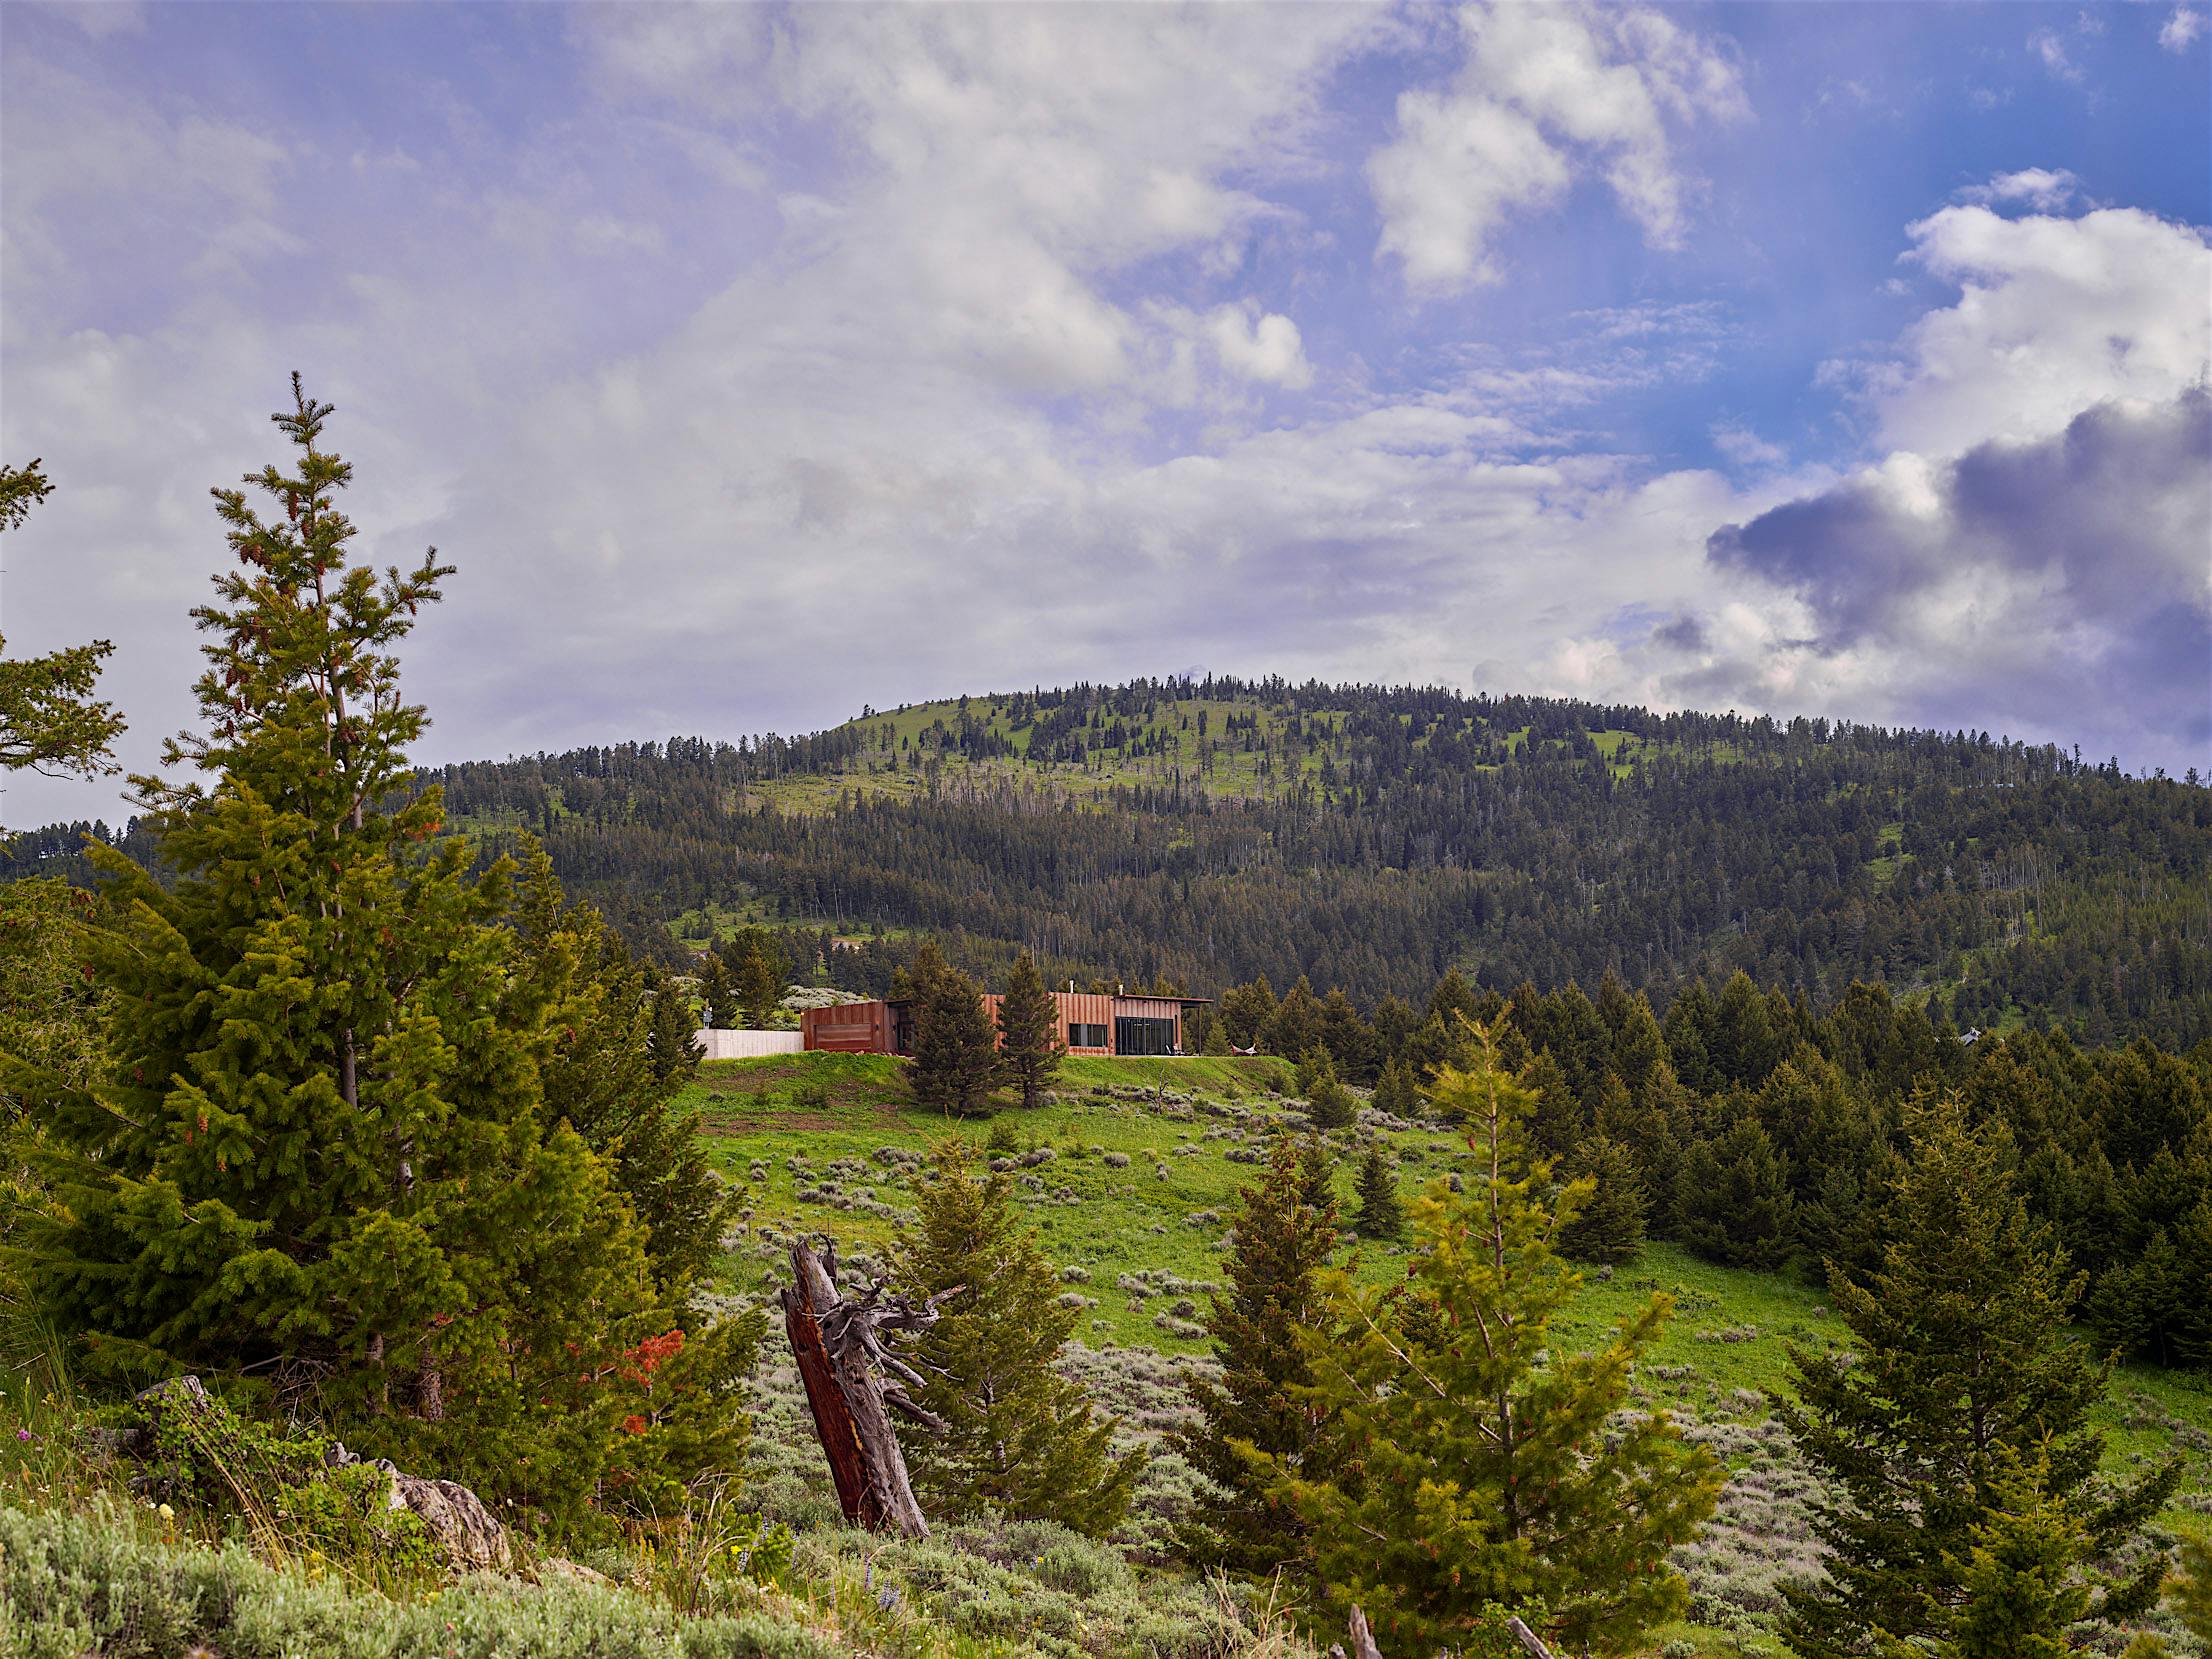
20, 677, 2198, 1042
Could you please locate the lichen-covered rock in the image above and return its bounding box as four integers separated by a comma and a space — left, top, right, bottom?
326, 1443, 512, 1573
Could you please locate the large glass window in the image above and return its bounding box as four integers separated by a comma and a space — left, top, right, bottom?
1113, 1016, 1177, 1056
1067, 1023, 1108, 1048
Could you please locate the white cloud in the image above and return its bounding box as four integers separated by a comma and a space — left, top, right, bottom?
1369, 92, 1569, 290
1865, 203, 2212, 452
1205, 304, 1313, 390
1711, 422, 1787, 470
1960, 167, 2080, 211
2028, 28, 2083, 82
1368, 0, 1746, 294
1645, 193, 2212, 769
1699, 392, 2210, 760
2161, 6, 2207, 50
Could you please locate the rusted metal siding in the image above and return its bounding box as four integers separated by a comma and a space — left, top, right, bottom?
801, 991, 1197, 1057
1057, 992, 1114, 1055
802, 1001, 894, 1053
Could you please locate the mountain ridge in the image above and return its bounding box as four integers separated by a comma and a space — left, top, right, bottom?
10, 677, 2207, 1042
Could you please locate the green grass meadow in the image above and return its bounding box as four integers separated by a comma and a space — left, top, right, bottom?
691, 1051, 2212, 1650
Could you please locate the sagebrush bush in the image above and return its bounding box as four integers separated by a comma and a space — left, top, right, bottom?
0, 1500, 843, 1659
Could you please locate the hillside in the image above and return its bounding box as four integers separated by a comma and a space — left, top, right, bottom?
12, 677, 2208, 1041
694, 1051, 2212, 1647
429, 678, 2207, 1042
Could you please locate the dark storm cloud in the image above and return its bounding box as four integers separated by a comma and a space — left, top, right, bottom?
1702, 389, 2211, 762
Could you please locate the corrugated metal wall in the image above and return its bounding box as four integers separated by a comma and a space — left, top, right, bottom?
797, 992, 1188, 1056
801, 1002, 894, 1052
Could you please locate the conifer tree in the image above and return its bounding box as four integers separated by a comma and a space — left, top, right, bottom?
2173, 1536, 2212, 1642
910, 947, 1000, 1116
1173, 1133, 1340, 1572
645, 967, 704, 1085
699, 952, 740, 1029
1775, 1101, 2180, 1656
1302, 1047, 1355, 1130
1675, 1112, 1795, 1268
1268, 977, 1325, 1063
1217, 973, 1276, 1050
4, 382, 752, 1529
1371, 1054, 1421, 1119
1558, 1134, 1648, 1265
1, 459, 126, 787
1276, 1017, 1721, 1654
893, 1140, 1142, 1535
1929, 1448, 2094, 1659
508, 841, 732, 1296
994, 951, 1064, 1108
1352, 1142, 1404, 1240
733, 943, 782, 1028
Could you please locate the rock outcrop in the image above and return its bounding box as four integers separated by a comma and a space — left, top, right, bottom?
323, 1442, 513, 1573
122, 1375, 511, 1575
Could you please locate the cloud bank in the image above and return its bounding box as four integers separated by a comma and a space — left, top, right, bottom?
2, 4, 2206, 832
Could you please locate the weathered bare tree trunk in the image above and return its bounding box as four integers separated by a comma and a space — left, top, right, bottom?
780, 1239, 950, 1539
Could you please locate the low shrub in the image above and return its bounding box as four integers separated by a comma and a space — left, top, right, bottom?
0, 1500, 844, 1659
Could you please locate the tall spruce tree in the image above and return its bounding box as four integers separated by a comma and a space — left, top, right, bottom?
1275, 1017, 1721, 1654
1558, 1134, 1648, 1265
699, 952, 740, 1029
1675, 1111, 1795, 1268
994, 951, 1064, 1109
1173, 1133, 1340, 1571
4, 382, 753, 1529
1775, 1101, 2180, 1655
893, 1140, 1142, 1534
1301, 1047, 1355, 1131
508, 841, 733, 1297
1352, 1142, 1404, 1240
909, 942, 1000, 1116
733, 944, 781, 1028
1372, 1055, 1421, 1119
644, 967, 704, 1085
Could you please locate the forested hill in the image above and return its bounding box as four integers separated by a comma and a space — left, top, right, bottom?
13, 676, 2209, 1043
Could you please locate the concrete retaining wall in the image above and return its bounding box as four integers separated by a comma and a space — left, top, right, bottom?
696, 1028, 805, 1060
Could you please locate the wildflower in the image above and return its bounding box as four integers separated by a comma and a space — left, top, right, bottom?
14, 1428, 29, 1443
157, 1502, 175, 1522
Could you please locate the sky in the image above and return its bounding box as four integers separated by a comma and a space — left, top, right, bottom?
2, 0, 2208, 829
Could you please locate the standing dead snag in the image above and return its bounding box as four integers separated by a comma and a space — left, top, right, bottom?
780, 1238, 952, 1538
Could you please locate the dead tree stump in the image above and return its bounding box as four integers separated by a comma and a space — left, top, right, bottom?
780, 1238, 951, 1539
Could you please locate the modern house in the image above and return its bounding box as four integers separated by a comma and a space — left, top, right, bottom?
801, 989, 1209, 1057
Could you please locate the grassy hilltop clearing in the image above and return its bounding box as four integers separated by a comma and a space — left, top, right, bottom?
690, 1051, 2212, 1649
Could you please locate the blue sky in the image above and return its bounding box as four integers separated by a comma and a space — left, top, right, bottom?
2, 0, 2206, 827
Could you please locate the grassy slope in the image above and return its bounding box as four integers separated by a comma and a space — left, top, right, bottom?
696, 1052, 2212, 1648
732, 694, 1665, 819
